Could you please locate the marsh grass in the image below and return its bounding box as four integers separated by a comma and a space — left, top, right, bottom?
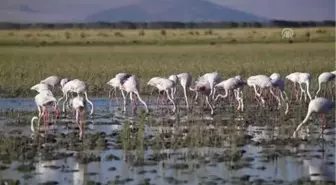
0, 42, 333, 97
0, 27, 334, 46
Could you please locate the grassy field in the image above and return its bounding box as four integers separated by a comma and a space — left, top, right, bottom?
0, 27, 334, 46
0, 42, 334, 97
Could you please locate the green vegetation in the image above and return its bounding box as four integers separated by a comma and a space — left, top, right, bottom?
0, 41, 333, 97
0, 27, 334, 46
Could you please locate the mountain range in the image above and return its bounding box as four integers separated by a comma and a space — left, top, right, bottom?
0, 0, 334, 22
86, 0, 266, 22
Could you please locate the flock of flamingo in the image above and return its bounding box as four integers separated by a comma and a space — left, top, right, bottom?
30, 71, 336, 139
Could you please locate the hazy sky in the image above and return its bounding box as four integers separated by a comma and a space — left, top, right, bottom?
0, 0, 334, 22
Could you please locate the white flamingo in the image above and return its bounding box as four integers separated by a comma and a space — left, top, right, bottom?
214, 76, 246, 111
30, 93, 58, 133
285, 72, 301, 101
269, 73, 289, 114
120, 75, 148, 113
315, 72, 335, 98
196, 72, 221, 100
247, 75, 275, 107
58, 79, 94, 116
147, 77, 168, 103
106, 73, 131, 103
168, 74, 178, 99
298, 72, 312, 102
190, 79, 214, 115
176, 73, 192, 109
293, 97, 335, 138
147, 77, 176, 112
71, 95, 86, 139
148, 77, 165, 97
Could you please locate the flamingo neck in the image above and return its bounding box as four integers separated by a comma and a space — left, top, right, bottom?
31, 116, 38, 132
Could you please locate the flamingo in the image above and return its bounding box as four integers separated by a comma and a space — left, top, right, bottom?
246, 75, 275, 107
270, 73, 289, 114
196, 72, 221, 100
58, 79, 94, 116
190, 79, 214, 115
147, 77, 176, 112
30, 93, 58, 133
106, 73, 131, 103
71, 95, 86, 139
315, 72, 335, 98
168, 74, 178, 99
214, 76, 246, 111
176, 73, 192, 109
298, 72, 312, 102
292, 97, 335, 138
120, 75, 148, 113
147, 77, 165, 102
40, 76, 61, 92
285, 72, 301, 101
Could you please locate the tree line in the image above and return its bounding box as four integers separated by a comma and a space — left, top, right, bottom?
0, 20, 334, 30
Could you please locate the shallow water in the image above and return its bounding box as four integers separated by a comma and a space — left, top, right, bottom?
0, 98, 335, 185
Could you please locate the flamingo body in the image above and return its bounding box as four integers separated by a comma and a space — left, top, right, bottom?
315, 72, 335, 98
190, 79, 214, 115
176, 72, 192, 108
293, 97, 335, 137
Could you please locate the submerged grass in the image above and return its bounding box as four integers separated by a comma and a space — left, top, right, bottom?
0, 27, 334, 46
0, 42, 334, 97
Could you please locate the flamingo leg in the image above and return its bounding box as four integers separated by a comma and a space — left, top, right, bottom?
259, 88, 266, 107
121, 90, 127, 112
293, 83, 300, 102
158, 91, 163, 107
80, 109, 85, 139
165, 89, 176, 113
42, 107, 47, 134
321, 114, 327, 129
108, 88, 114, 99
131, 92, 138, 114
234, 89, 240, 111
130, 92, 133, 108
270, 88, 281, 109
319, 113, 326, 139
253, 85, 262, 105
115, 89, 121, 106
75, 109, 82, 139
62, 92, 69, 113
205, 96, 214, 115
292, 83, 298, 101
183, 86, 189, 109
240, 90, 244, 111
